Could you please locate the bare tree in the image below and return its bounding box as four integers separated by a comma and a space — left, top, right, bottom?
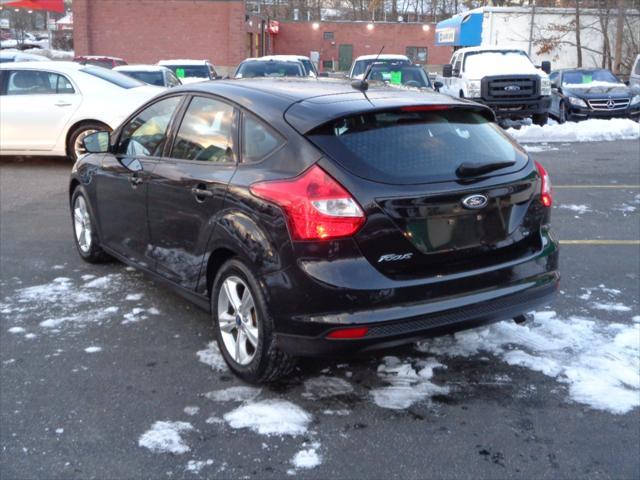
575, 0, 582, 67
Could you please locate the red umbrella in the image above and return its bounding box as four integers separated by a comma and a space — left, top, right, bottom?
0, 0, 65, 14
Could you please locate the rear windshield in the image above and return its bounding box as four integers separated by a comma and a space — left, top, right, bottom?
80, 66, 145, 89
351, 58, 410, 77
164, 65, 210, 79
308, 109, 527, 185
370, 65, 431, 88
124, 71, 165, 86
236, 61, 303, 78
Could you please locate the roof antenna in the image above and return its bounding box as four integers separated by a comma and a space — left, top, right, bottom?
351, 45, 384, 92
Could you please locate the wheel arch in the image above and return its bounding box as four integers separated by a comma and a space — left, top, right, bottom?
64, 119, 112, 158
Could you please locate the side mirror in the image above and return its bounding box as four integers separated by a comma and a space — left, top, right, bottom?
540, 61, 551, 74
433, 81, 443, 92
83, 131, 110, 154
442, 64, 453, 78
318, 72, 329, 78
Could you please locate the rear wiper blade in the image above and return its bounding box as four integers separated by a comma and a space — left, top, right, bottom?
456, 161, 516, 177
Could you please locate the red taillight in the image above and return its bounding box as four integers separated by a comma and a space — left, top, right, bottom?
326, 327, 369, 339
535, 161, 553, 207
250, 164, 365, 241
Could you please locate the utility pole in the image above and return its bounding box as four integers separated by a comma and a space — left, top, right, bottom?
527, 0, 536, 57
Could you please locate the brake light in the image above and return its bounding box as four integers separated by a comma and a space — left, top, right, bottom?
250, 164, 365, 241
535, 161, 553, 207
326, 327, 369, 339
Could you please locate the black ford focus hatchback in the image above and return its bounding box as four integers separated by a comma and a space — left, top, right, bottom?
70, 78, 559, 383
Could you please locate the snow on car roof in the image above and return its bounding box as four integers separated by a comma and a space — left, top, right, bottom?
455, 46, 528, 55
259, 55, 310, 61
158, 59, 211, 66
76, 55, 125, 61
354, 54, 409, 61
0, 60, 83, 71
114, 64, 169, 73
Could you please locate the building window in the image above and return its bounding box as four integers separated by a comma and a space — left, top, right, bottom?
406, 47, 428, 64
322, 60, 334, 71
323, 32, 334, 41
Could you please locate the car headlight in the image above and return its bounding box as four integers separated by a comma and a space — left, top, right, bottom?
466, 80, 481, 98
540, 77, 551, 96
568, 96, 587, 108
631, 95, 640, 106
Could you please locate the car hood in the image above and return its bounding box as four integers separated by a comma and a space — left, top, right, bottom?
563, 84, 630, 98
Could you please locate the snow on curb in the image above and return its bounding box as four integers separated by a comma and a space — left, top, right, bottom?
508, 118, 640, 143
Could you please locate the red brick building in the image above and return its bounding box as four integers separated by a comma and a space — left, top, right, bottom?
73, 0, 452, 74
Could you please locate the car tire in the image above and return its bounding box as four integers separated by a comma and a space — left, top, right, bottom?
212, 258, 296, 384
532, 112, 549, 126
71, 187, 111, 263
558, 102, 568, 124
67, 122, 110, 162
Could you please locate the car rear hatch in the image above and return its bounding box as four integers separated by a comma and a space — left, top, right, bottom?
303, 104, 548, 279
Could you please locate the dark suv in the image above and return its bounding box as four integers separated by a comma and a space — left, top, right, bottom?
70, 79, 559, 383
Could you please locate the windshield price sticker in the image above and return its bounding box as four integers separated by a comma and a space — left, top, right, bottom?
176, 68, 185, 78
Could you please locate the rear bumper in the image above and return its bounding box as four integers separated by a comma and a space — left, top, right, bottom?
267, 230, 559, 357
275, 277, 558, 356
471, 96, 551, 118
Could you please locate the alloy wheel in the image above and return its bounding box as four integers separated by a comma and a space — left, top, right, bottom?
73, 195, 92, 253
217, 276, 259, 366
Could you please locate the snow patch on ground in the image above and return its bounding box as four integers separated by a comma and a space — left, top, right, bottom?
185, 459, 213, 474
122, 308, 149, 324
370, 356, 449, 410
224, 399, 311, 436
125, 293, 143, 301
183, 406, 200, 416
507, 118, 640, 143
196, 342, 227, 372
291, 445, 322, 470
416, 311, 640, 414
303, 376, 354, 399
591, 302, 632, 312
558, 204, 591, 215
8, 326, 26, 334
84, 346, 102, 353
138, 421, 194, 454
204, 386, 261, 403
522, 144, 559, 153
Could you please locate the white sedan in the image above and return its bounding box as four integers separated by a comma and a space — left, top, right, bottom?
0, 61, 163, 160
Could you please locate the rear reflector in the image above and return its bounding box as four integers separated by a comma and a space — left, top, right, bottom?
250, 164, 365, 241
326, 327, 369, 339
535, 161, 553, 207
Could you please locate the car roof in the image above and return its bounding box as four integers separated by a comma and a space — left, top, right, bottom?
455, 46, 527, 55
260, 55, 310, 61
354, 54, 409, 61
170, 77, 487, 133
240, 57, 304, 63
0, 60, 84, 71
158, 59, 210, 66
0, 51, 50, 61
114, 64, 169, 72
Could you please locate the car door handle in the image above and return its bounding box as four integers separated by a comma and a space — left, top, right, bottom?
191, 186, 214, 199
55, 101, 72, 107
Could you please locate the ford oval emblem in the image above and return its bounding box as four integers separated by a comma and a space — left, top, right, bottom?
504, 85, 521, 91
462, 194, 488, 209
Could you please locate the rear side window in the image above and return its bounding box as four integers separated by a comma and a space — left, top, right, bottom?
118, 96, 182, 157
80, 66, 144, 88
242, 114, 283, 163
171, 96, 236, 163
124, 71, 165, 86
3, 70, 75, 95
308, 109, 527, 185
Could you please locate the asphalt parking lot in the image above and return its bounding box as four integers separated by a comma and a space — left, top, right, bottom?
1, 140, 639, 480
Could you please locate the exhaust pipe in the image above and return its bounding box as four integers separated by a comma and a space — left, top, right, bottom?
513, 313, 533, 325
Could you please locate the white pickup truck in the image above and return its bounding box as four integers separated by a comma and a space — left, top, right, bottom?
436, 47, 552, 125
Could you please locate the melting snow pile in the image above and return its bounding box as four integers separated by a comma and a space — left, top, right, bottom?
291, 444, 322, 470
138, 421, 194, 454
196, 341, 227, 372
303, 376, 354, 399
508, 118, 640, 143
224, 399, 311, 436
204, 386, 261, 402
417, 311, 640, 415
370, 356, 449, 410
